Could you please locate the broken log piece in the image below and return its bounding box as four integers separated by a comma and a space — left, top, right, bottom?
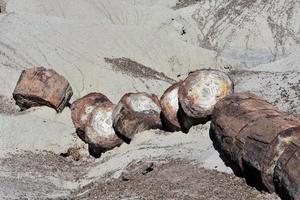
178, 69, 233, 129
71, 92, 111, 132
160, 82, 182, 131
262, 126, 300, 192
85, 101, 123, 152
112, 92, 162, 141
211, 92, 282, 172
274, 147, 300, 200
13, 67, 73, 113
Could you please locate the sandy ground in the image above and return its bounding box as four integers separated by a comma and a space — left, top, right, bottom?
0, 0, 299, 199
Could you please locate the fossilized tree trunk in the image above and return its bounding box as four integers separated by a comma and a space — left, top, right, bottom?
210, 92, 300, 199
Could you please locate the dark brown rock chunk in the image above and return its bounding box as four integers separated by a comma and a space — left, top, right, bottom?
112, 92, 162, 141
13, 67, 73, 113
178, 69, 233, 129
85, 102, 123, 152
160, 82, 182, 132
71, 92, 111, 133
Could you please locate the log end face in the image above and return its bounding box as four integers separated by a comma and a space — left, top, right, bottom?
113, 92, 162, 140
71, 92, 111, 130
85, 102, 123, 151
179, 69, 234, 119
160, 82, 181, 131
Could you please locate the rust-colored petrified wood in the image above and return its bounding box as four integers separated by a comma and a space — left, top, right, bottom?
13, 67, 73, 113
274, 138, 300, 200
85, 101, 123, 152
160, 82, 182, 132
210, 92, 300, 196
178, 69, 233, 130
70, 92, 112, 138
112, 92, 162, 141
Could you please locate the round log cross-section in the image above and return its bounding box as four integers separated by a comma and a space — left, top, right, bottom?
112, 92, 162, 141
71, 93, 111, 131
178, 69, 233, 129
210, 92, 300, 195
160, 82, 182, 132
85, 102, 123, 152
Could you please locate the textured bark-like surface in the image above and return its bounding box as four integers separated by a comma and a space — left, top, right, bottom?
85, 102, 123, 152
274, 148, 300, 200
71, 92, 112, 132
211, 92, 281, 171
262, 126, 300, 192
240, 116, 300, 190
13, 67, 73, 113
160, 82, 182, 132
210, 92, 300, 193
178, 69, 233, 128
113, 93, 162, 141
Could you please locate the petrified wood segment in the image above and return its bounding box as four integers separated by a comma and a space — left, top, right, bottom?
262, 126, 300, 192
274, 147, 300, 200
71, 93, 111, 131
210, 92, 300, 194
179, 69, 234, 119
85, 102, 123, 152
160, 82, 182, 132
112, 92, 162, 141
13, 67, 73, 112
211, 92, 282, 171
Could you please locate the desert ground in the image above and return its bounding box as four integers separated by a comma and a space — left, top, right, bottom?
0, 0, 299, 199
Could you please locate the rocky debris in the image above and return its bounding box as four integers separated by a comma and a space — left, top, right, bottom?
112, 92, 162, 141
120, 160, 154, 181
210, 92, 300, 199
85, 102, 123, 152
160, 82, 182, 132
71, 159, 280, 200
13, 67, 73, 113
178, 69, 234, 130
0, 95, 20, 115
71, 92, 112, 135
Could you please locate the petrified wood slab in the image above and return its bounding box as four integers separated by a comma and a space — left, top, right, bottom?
85, 102, 123, 152
160, 82, 182, 132
113, 92, 162, 141
13, 67, 73, 113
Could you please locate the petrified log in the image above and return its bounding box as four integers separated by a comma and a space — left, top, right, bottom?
160, 82, 182, 132
112, 92, 162, 141
85, 101, 123, 152
70, 92, 111, 135
262, 126, 300, 192
13, 67, 73, 112
211, 92, 300, 193
178, 69, 233, 129
274, 146, 300, 200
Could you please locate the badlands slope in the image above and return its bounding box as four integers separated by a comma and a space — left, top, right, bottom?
0, 0, 299, 199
